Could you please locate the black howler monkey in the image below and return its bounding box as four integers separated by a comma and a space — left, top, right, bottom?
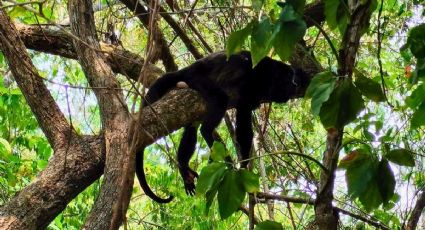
137, 51, 310, 203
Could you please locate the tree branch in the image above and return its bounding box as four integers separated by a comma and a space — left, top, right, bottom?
406, 188, 425, 230
315, 1, 375, 229
15, 23, 163, 86
68, 0, 132, 229
0, 5, 70, 149
0, 135, 105, 229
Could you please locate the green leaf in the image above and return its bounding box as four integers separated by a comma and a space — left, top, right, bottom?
0, 138, 11, 155
354, 73, 385, 102
272, 5, 307, 61
252, 0, 264, 12
251, 18, 273, 66
305, 71, 337, 115
278, 3, 299, 22
385, 149, 416, 167
407, 24, 425, 59
406, 84, 425, 108
411, 100, 425, 129
319, 79, 365, 129
238, 169, 260, 193
273, 19, 306, 61
254, 220, 284, 230
204, 184, 219, 215
217, 170, 246, 219
376, 159, 395, 204
227, 22, 254, 57
324, 0, 349, 34
359, 178, 383, 212
210, 141, 227, 162
345, 154, 377, 198
339, 148, 370, 169
285, 0, 306, 14
196, 162, 228, 195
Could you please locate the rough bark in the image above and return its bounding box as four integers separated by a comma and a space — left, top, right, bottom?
15, 24, 163, 86
0, 10, 70, 149
406, 189, 425, 230
314, 1, 374, 229
67, 0, 133, 229
0, 136, 104, 230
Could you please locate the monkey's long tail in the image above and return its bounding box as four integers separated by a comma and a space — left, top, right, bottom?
135, 148, 174, 203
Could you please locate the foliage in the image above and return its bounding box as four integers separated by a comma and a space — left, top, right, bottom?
1, 0, 425, 229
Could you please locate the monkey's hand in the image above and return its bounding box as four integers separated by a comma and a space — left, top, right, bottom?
179, 166, 198, 196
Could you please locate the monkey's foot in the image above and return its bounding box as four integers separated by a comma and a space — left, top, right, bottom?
179, 167, 198, 196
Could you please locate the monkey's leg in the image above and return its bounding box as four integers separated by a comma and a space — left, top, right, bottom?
236, 106, 253, 168
177, 125, 199, 196
198, 89, 228, 147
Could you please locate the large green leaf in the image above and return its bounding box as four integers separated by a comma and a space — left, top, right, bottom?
376, 159, 396, 205
204, 184, 219, 215
273, 4, 306, 61
405, 84, 425, 109
319, 79, 365, 129
385, 148, 416, 167
305, 71, 337, 115
354, 73, 385, 102
338, 148, 370, 169
345, 154, 377, 198
196, 162, 228, 195
254, 220, 283, 230
226, 22, 254, 57
217, 170, 246, 219
251, 18, 273, 66
407, 23, 425, 59
411, 101, 425, 129
0, 138, 11, 155
324, 0, 349, 34
210, 141, 227, 162
238, 169, 260, 193
252, 0, 264, 12
359, 178, 383, 212
285, 0, 306, 14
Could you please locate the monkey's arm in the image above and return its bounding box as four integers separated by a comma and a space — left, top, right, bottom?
236, 106, 254, 168
177, 125, 199, 196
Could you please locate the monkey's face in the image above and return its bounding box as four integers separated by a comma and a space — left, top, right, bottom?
294, 68, 311, 98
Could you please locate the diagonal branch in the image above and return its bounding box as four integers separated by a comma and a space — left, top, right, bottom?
406, 188, 425, 230
315, 1, 375, 229
0, 5, 70, 149
68, 0, 132, 229
15, 23, 163, 86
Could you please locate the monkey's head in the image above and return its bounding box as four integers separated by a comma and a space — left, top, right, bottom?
292, 68, 311, 98
268, 64, 311, 102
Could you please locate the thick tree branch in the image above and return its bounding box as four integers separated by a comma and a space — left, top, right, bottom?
315, 1, 375, 229
0, 6, 70, 149
15, 23, 163, 86
68, 0, 132, 229
0, 135, 105, 230
406, 188, 425, 230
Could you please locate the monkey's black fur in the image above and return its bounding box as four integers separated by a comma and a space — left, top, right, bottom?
137, 51, 310, 203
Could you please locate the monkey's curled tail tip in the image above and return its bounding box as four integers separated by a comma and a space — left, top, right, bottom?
136, 150, 175, 204
154, 195, 174, 204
